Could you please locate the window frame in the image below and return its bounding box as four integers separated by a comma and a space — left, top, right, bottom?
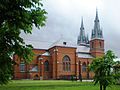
20, 63, 25, 72
44, 60, 49, 72
82, 62, 87, 72
63, 55, 71, 72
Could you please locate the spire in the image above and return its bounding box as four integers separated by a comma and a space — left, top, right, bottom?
91, 9, 103, 39
95, 8, 99, 22
81, 17, 84, 30
77, 18, 89, 45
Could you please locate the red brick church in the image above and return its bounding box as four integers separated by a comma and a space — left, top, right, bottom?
13, 10, 104, 80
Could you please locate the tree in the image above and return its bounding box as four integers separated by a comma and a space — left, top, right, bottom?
0, 0, 47, 85
90, 50, 116, 90
113, 61, 120, 84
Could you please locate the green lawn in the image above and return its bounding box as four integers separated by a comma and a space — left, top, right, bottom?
0, 80, 120, 90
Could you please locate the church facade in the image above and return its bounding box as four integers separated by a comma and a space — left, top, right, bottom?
13, 10, 104, 80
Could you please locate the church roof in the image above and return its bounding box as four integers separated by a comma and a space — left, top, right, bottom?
25, 38, 77, 50
49, 38, 76, 48
76, 45, 90, 53
42, 52, 50, 56
77, 53, 93, 58
25, 38, 91, 54
25, 40, 51, 50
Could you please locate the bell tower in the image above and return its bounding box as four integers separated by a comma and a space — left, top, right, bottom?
90, 9, 104, 57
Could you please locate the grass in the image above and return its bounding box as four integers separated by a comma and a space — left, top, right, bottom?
0, 80, 120, 90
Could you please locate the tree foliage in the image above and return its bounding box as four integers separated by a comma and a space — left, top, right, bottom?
90, 50, 117, 90
113, 61, 120, 84
0, 0, 47, 85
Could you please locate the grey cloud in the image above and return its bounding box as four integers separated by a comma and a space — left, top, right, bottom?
21, 0, 120, 57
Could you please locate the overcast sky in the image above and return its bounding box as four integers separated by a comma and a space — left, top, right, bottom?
21, 0, 120, 57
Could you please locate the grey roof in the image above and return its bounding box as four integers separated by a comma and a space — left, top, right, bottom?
24, 40, 51, 50
77, 53, 93, 58
42, 52, 50, 56
50, 38, 76, 48
24, 38, 91, 54
76, 45, 90, 53
24, 38, 76, 50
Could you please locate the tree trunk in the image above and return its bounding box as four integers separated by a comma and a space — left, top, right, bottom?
103, 85, 106, 90
100, 84, 102, 90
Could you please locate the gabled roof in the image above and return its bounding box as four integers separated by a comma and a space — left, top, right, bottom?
77, 52, 93, 58
76, 45, 90, 53
24, 40, 51, 50
42, 52, 50, 56
24, 38, 91, 54
49, 38, 76, 48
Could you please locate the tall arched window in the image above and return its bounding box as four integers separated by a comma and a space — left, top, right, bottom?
63, 55, 71, 71
44, 61, 49, 71
82, 62, 86, 72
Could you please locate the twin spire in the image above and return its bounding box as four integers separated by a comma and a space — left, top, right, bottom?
77, 18, 89, 45
77, 9, 103, 46
91, 9, 103, 39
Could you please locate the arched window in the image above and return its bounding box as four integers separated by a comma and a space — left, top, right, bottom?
44, 61, 49, 71
82, 62, 86, 72
63, 55, 71, 71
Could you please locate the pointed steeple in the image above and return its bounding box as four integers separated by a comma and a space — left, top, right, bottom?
95, 8, 99, 22
91, 9, 103, 39
77, 18, 89, 45
80, 17, 84, 30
